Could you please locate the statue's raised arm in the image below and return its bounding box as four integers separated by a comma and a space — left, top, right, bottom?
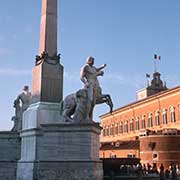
96, 63, 107, 72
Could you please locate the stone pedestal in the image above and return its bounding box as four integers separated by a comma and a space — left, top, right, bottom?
17, 122, 103, 180
22, 102, 61, 130
0, 132, 20, 180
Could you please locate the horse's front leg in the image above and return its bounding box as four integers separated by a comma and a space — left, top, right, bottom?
105, 95, 113, 113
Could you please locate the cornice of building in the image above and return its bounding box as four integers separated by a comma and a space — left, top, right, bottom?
100, 85, 180, 119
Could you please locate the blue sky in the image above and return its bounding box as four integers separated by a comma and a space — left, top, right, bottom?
0, 0, 180, 130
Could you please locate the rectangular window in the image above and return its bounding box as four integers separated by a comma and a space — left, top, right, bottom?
111, 126, 114, 136
103, 128, 106, 136
106, 128, 109, 136
115, 126, 118, 135
135, 120, 139, 130
130, 122, 134, 131
124, 123, 128, 133
155, 115, 160, 126
119, 123, 123, 134
110, 127, 112, 136
162, 113, 167, 124
170, 111, 176, 123
142, 118, 146, 129
148, 117, 153, 127
108, 128, 110, 136
178, 105, 180, 121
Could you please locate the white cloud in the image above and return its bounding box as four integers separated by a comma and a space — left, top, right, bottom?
0, 68, 31, 76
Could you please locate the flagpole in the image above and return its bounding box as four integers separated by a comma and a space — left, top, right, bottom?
154, 59, 157, 72
154, 54, 161, 72
146, 74, 150, 87
147, 78, 149, 87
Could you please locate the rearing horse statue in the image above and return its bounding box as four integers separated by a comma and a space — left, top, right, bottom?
59, 56, 113, 123
59, 88, 113, 123
96, 93, 113, 113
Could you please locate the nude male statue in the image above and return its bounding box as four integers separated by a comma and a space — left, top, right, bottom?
80, 56, 106, 120
12, 86, 32, 131
59, 56, 113, 123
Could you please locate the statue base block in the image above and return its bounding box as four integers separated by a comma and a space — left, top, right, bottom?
22, 102, 61, 130
17, 160, 102, 180
17, 123, 103, 180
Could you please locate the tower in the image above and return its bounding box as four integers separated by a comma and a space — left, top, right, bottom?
136, 71, 168, 101
147, 71, 168, 96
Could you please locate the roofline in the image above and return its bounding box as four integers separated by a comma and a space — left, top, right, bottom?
100, 85, 180, 119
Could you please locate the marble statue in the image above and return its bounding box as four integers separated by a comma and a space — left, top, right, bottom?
11, 86, 32, 131
60, 56, 113, 123
80, 56, 113, 120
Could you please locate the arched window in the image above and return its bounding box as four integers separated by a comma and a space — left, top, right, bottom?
102, 127, 106, 136
115, 124, 118, 135
119, 122, 123, 134
111, 125, 115, 136
103, 127, 106, 136
135, 117, 140, 130
148, 113, 153, 127
141, 115, 146, 129
155, 111, 160, 126
124, 121, 128, 133
105, 127, 109, 136
108, 127, 111, 136
130, 119, 134, 131
170, 106, 176, 123
162, 109, 167, 124
178, 104, 180, 121
109, 126, 112, 136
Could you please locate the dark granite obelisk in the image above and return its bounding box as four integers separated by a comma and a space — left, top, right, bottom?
32, 0, 63, 103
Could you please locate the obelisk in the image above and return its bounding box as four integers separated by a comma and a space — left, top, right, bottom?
38, 0, 57, 57
16, 1, 103, 179
32, 0, 63, 103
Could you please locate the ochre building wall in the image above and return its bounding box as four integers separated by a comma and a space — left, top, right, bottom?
100, 86, 180, 168
99, 149, 139, 159
100, 87, 180, 142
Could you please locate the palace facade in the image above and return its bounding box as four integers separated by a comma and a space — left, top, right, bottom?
99, 71, 180, 169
